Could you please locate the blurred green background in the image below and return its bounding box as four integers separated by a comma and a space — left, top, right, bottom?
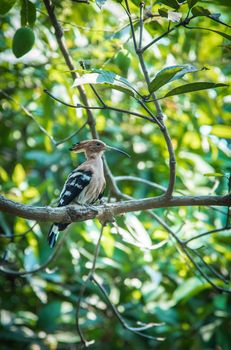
0, 0, 230, 349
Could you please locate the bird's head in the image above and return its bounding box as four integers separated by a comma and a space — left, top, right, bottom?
69, 139, 130, 158
69, 139, 107, 155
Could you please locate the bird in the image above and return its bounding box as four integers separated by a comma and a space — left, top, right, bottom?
48, 139, 129, 247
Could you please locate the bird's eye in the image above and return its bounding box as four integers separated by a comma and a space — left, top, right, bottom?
96, 142, 101, 146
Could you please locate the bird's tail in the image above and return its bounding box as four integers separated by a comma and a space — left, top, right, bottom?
48, 223, 68, 248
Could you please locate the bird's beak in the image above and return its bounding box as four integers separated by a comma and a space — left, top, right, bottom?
106, 146, 130, 158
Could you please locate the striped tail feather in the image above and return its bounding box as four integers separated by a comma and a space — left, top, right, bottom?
48, 223, 69, 248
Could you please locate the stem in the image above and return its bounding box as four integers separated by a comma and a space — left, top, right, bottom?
76, 224, 105, 346
149, 212, 231, 293
44, 89, 154, 122
139, 2, 144, 50
0, 230, 68, 276
114, 176, 167, 193
0, 222, 37, 239
124, 0, 138, 52
123, 1, 176, 198
184, 227, 231, 245
142, 17, 194, 52
92, 275, 165, 341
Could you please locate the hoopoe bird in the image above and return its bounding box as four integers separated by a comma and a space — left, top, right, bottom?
48, 139, 129, 247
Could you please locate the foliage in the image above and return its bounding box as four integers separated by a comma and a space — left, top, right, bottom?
0, 0, 231, 349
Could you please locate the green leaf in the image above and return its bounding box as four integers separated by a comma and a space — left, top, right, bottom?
96, 0, 107, 9
37, 301, 62, 332
0, 0, 16, 15
114, 49, 131, 77
20, 0, 36, 27
158, 0, 180, 10
158, 8, 168, 18
189, 26, 231, 41
12, 163, 26, 185
187, 0, 199, 8
149, 64, 198, 93
173, 277, 210, 303
192, 6, 210, 16
72, 69, 137, 97
210, 125, 231, 138
170, 64, 201, 80
149, 66, 183, 93
164, 82, 228, 98
12, 27, 35, 58
204, 173, 224, 177
196, 27, 231, 41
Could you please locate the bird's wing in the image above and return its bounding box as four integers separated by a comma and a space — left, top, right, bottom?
57, 169, 92, 207
96, 183, 105, 201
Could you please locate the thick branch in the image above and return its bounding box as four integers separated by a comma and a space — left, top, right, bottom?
0, 194, 230, 223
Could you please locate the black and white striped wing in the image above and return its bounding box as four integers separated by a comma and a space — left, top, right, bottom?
58, 169, 92, 207
48, 169, 92, 248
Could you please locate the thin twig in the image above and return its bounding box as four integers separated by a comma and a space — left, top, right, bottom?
138, 99, 164, 127
184, 227, 231, 245
123, 0, 138, 52
181, 247, 231, 294
191, 248, 229, 284
44, 89, 154, 122
92, 275, 165, 341
55, 122, 88, 146
115, 176, 167, 192
1, 90, 85, 148
71, 0, 90, 3
138, 2, 144, 51
0, 222, 37, 239
207, 15, 231, 28
142, 16, 194, 52
148, 212, 231, 293
185, 25, 231, 35
0, 230, 68, 276
76, 224, 105, 347
1, 90, 56, 146
122, 1, 176, 199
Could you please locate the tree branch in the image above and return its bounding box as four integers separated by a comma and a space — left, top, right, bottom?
44, 89, 155, 123
92, 275, 165, 341
76, 224, 105, 346
141, 16, 194, 52
114, 175, 167, 193
123, 0, 176, 198
148, 212, 231, 293
0, 230, 68, 276
0, 193, 230, 223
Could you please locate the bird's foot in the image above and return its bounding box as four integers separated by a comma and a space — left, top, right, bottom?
82, 203, 99, 213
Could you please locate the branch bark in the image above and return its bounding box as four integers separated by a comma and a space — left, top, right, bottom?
0, 194, 230, 224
